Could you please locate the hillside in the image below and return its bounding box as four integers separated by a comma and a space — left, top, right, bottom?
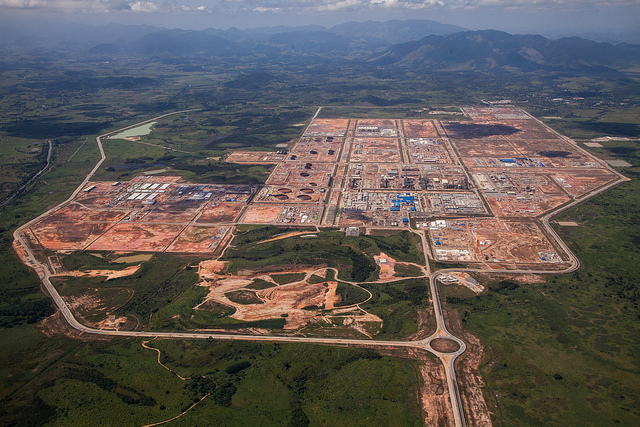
372, 30, 640, 71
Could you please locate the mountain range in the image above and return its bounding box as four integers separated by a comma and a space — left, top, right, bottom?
2, 19, 639, 73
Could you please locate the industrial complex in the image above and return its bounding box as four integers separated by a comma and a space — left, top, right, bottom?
26, 107, 618, 269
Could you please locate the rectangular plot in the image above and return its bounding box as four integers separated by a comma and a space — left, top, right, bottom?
429, 218, 560, 264
552, 170, 618, 197
485, 193, 570, 217
338, 209, 408, 228
226, 151, 287, 164
196, 203, 245, 223
403, 120, 439, 138
266, 162, 333, 187
35, 204, 93, 224
350, 138, 401, 163
443, 121, 523, 140
290, 137, 343, 162
254, 186, 325, 204
30, 222, 116, 251
304, 119, 349, 136
355, 119, 397, 137
453, 139, 519, 158
88, 223, 183, 252
463, 107, 530, 120
166, 226, 231, 253
242, 204, 322, 225
406, 137, 452, 164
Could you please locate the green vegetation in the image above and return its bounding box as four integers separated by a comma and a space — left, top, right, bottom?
110, 255, 200, 323
271, 272, 307, 285
230, 225, 303, 246
225, 229, 379, 281
97, 134, 274, 184
54, 254, 287, 332
245, 279, 277, 290
145, 285, 283, 331
196, 300, 237, 317
429, 260, 469, 271
0, 136, 48, 203
394, 263, 424, 277
60, 251, 141, 271
225, 227, 424, 282
357, 230, 425, 265
361, 279, 434, 340
0, 337, 423, 426
335, 282, 370, 307
537, 104, 640, 140
444, 179, 640, 425
308, 274, 327, 284
225, 290, 263, 305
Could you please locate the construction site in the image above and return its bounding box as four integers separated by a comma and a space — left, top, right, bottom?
27, 176, 254, 255
26, 107, 619, 268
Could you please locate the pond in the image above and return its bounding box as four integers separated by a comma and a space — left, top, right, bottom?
111, 121, 157, 139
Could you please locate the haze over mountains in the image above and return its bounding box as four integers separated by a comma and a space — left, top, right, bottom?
2, 19, 639, 73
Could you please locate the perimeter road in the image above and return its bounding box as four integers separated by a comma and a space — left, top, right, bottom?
12, 108, 631, 427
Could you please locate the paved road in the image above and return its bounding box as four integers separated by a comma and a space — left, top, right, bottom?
12, 109, 631, 427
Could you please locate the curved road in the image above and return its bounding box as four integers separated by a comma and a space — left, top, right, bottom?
12, 109, 630, 427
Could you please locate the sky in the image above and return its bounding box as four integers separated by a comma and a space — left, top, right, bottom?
0, 0, 639, 36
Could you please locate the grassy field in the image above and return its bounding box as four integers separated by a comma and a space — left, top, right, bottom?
394, 263, 424, 278
361, 278, 434, 340
335, 282, 371, 307
271, 272, 307, 285
0, 136, 48, 203
224, 228, 423, 283
0, 336, 423, 426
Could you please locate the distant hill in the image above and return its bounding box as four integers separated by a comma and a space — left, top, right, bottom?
75, 22, 640, 70
372, 30, 640, 71
266, 31, 353, 54
83, 19, 467, 58
132, 29, 238, 56
330, 19, 465, 45
245, 25, 328, 36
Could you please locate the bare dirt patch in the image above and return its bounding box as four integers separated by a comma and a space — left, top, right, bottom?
195, 266, 382, 331
88, 223, 182, 252
408, 348, 453, 427
406, 308, 436, 341
482, 272, 546, 284
555, 221, 579, 227
444, 308, 492, 427
198, 260, 228, 277
55, 264, 141, 280
96, 315, 130, 330
256, 231, 315, 245
323, 281, 338, 310
374, 253, 397, 280
37, 311, 112, 341
430, 338, 461, 353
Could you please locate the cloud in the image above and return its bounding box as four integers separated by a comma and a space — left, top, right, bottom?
316, 0, 362, 12
369, 0, 445, 9
254, 6, 281, 12
129, 1, 158, 12
0, 0, 637, 14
